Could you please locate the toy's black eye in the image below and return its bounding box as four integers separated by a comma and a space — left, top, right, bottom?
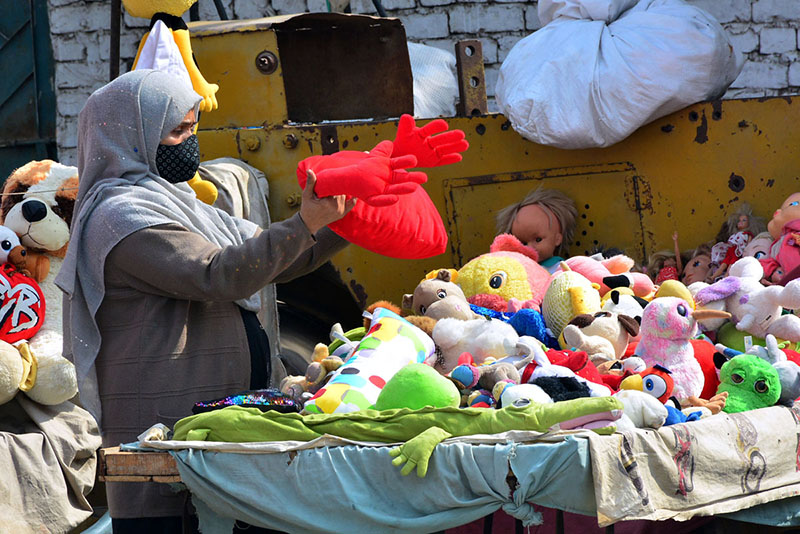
436, 289, 447, 299
0, 240, 11, 251
677, 304, 687, 317
754, 380, 769, 393
753, 251, 765, 259
489, 272, 506, 290
419, 305, 427, 315
731, 373, 744, 384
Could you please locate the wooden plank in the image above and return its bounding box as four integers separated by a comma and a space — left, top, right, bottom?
98, 446, 181, 482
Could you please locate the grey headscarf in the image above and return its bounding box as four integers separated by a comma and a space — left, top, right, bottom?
55, 70, 259, 423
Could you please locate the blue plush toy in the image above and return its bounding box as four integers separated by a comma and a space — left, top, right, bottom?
664, 405, 703, 425
470, 304, 559, 348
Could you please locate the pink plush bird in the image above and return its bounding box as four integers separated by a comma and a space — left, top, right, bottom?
634, 297, 729, 400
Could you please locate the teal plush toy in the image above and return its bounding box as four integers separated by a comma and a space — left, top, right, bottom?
717, 354, 781, 413
374, 363, 460, 411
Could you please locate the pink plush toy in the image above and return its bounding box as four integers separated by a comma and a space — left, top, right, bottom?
562, 255, 655, 298
634, 297, 729, 400
457, 234, 551, 312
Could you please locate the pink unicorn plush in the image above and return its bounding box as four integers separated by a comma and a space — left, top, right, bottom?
634, 297, 729, 400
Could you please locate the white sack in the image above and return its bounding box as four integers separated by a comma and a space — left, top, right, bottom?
496, 0, 743, 149
408, 42, 459, 118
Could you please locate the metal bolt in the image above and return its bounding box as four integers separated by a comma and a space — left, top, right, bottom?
244, 136, 261, 151
283, 134, 299, 149
255, 51, 278, 75
286, 193, 302, 207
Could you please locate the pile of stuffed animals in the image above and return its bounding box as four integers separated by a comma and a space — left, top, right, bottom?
5, 153, 798, 449
280, 192, 800, 436
0, 159, 79, 409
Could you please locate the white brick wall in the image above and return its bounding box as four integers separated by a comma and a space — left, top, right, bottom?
47, 0, 800, 164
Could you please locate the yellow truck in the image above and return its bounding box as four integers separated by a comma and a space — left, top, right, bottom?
187, 12, 800, 372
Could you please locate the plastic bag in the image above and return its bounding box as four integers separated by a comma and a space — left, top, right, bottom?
408, 42, 458, 118
496, 0, 743, 149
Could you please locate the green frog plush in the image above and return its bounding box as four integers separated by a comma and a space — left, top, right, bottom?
717, 354, 781, 413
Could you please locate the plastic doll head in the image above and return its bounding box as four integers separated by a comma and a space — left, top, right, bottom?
646, 250, 675, 279
769, 266, 785, 284
742, 231, 773, 260
495, 187, 577, 261
768, 192, 800, 240
716, 202, 766, 243
736, 214, 749, 231
509, 204, 562, 261
681, 246, 713, 285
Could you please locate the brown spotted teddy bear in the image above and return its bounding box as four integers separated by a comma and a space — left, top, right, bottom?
0, 160, 79, 405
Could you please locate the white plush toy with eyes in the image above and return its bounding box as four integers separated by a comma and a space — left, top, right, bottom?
0, 226, 23, 265
696, 257, 800, 342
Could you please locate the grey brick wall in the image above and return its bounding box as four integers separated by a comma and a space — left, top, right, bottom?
48, 0, 800, 163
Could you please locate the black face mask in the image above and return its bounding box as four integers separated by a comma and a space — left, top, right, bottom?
155, 134, 200, 184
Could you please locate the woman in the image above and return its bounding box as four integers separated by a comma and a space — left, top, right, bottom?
56, 69, 355, 533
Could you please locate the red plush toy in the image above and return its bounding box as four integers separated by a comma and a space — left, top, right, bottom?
300, 140, 427, 207
627, 338, 720, 400
619, 364, 675, 404
0, 263, 45, 344
392, 114, 469, 168
521, 349, 609, 390
297, 120, 467, 260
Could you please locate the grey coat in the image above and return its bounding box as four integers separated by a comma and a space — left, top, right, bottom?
94, 216, 346, 518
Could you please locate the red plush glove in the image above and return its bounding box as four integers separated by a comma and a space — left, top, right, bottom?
392, 114, 469, 168
298, 140, 427, 207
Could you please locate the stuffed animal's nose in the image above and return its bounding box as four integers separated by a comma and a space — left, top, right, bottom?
21, 200, 47, 223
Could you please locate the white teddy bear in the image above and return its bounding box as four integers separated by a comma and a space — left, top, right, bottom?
696, 257, 800, 342
0, 338, 76, 406
430, 317, 519, 374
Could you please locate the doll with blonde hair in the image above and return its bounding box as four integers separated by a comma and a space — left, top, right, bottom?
708, 203, 766, 280
495, 186, 577, 273
680, 242, 714, 285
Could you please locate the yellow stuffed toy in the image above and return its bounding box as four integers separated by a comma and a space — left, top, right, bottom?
457, 234, 551, 313
123, 0, 219, 205
542, 263, 601, 338
125, 0, 218, 112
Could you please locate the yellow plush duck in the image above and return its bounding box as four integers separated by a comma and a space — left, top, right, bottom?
542, 262, 602, 339
123, 0, 219, 205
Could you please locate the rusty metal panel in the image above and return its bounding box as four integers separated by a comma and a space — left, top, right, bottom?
198, 97, 800, 311
190, 26, 287, 129
275, 14, 413, 122
455, 40, 487, 117
190, 13, 412, 130
443, 163, 643, 267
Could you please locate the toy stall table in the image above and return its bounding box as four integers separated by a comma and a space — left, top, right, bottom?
98, 403, 800, 534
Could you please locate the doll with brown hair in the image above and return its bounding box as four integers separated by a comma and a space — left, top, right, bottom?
681, 242, 714, 285
708, 203, 766, 280
495, 186, 577, 273
647, 231, 683, 284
